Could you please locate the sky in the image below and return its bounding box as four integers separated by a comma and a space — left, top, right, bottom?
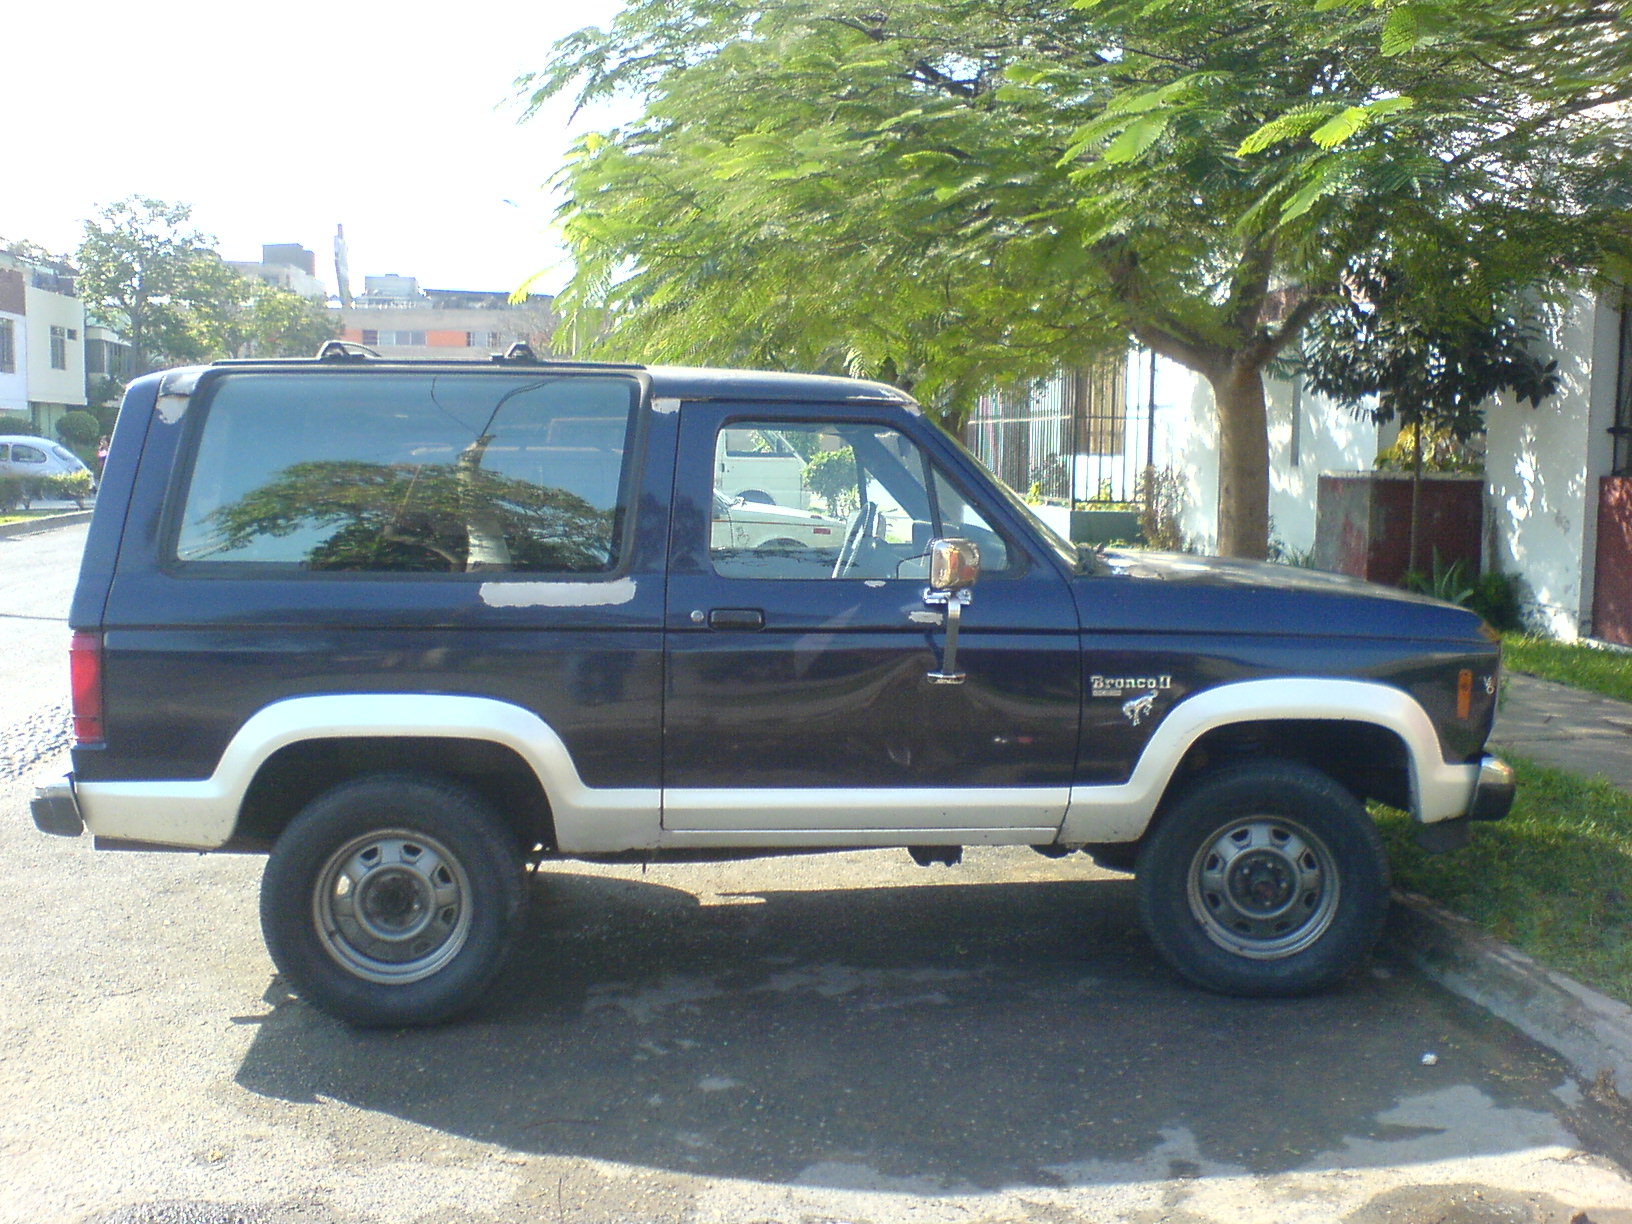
7, 0, 630, 298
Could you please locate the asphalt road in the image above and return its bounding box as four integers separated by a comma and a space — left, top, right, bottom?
0, 517, 82, 754
4, 520, 1632, 1224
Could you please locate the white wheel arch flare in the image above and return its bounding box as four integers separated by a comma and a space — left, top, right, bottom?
72, 681, 1474, 852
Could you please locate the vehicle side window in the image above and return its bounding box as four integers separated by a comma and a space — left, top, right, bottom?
174, 373, 640, 574
12, 444, 45, 464
709, 421, 1010, 580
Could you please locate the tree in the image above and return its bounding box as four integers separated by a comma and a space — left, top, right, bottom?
76, 197, 248, 376
525, 0, 1632, 557
1296, 265, 1560, 573
227, 283, 340, 359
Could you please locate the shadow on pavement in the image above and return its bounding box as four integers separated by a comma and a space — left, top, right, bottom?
235, 864, 1573, 1191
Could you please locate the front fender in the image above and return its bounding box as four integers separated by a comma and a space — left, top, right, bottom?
1057, 678, 1478, 845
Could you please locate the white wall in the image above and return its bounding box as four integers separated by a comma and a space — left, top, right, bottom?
0, 312, 26, 415
1145, 356, 1381, 556
22, 284, 86, 410
1485, 291, 1621, 639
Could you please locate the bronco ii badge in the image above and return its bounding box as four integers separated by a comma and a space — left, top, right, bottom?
1089, 674, 1173, 727
1121, 691, 1158, 726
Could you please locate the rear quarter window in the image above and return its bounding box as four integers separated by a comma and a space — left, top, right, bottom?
172, 371, 640, 575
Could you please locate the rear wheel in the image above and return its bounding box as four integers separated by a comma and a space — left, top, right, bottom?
260, 774, 528, 1026
1135, 761, 1388, 996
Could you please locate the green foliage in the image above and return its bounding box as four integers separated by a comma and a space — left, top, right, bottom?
1372, 423, 1480, 474
1400, 559, 1524, 631
228, 283, 339, 358
525, 0, 1632, 558
76, 197, 249, 375
0, 475, 33, 511
1467, 572, 1525, 633
801, 446, 859, 517
55, 410, 100, 448
1377, 754, 1632, 1008
1401, 552, 1475, 605
87, 377, 126, 411
1502, 634, 1632, 704
0, 413, 31, 434
46, 470, 95, 509
1297, 264, 1563, 447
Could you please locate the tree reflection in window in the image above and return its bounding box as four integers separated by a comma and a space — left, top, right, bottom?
205, 456, 617, 573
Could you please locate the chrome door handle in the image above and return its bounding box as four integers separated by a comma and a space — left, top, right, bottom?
707, 608, 765, 630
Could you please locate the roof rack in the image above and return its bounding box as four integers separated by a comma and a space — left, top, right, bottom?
315, 340, 380, 362
491, 341, 540, 364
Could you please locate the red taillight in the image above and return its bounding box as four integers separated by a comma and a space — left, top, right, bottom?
70, 631, 104, 746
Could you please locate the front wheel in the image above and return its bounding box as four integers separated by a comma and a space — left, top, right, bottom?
1135, 761, 1389, 997
260, 774, 528, 1026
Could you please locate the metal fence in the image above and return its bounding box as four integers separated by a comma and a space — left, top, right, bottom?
963, 356, 1151, 504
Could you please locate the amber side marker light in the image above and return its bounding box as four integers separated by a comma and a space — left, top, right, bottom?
1456, 668, 1473, 720
70, 631, 105, 746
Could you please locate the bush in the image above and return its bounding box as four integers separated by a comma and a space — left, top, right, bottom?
1467, 572, 1525, 632
0, 413, 31, 435
56, 409, 101, 448
46, 470, 95, 509
0, 475, 34, 511
802, 446, 859, 517
1401, 554, 1475, 605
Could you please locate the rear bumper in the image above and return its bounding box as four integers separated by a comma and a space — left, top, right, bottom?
31, 774, 83, 837
1467, 754, 1515, 822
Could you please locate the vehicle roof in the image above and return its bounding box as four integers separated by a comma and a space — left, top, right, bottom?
175, 355, 917, 407
0, 435, 72, 448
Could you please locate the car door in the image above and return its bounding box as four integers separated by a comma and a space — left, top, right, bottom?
662, 401, 1082, 836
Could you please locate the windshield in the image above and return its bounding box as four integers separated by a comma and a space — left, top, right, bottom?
930, 421, 1080, 571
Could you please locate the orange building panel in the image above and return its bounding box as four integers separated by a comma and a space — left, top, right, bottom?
427, 330, 470, 348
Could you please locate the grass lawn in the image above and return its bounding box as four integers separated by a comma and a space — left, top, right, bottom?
1502, 633, 1632, 704
1377, 753, 1632, 1008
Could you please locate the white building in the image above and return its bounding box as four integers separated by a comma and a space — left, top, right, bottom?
1484, 291, 1629, 643
0, 251, 87, 436
973, 289, 1632, 647
338, 276, 556, 360
228, 244, 328, 300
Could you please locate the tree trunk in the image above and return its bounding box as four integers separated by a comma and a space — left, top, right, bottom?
1208, 361, 1272, 560
1408, 420, 1424, 576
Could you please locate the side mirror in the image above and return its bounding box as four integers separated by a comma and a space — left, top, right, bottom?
925, 539, 979, 687
929, 538, 981, 593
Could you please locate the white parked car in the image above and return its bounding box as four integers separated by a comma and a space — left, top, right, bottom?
711, 490, 845, 551
0, 436, 95, 506
0, 435, 93, 480
716, 427, 809, 507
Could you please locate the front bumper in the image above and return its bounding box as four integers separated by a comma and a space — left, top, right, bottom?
1467, 754, 1515, 822
1414, 754, 1514, 852
31, 774, 83, 837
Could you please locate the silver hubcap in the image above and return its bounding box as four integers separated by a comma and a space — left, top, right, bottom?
313, 830, 471, 984
1186, 816, 1339, 959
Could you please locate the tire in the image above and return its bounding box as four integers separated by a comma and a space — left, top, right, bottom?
260, 774, 529, 1027
1134, 760, 1389, 997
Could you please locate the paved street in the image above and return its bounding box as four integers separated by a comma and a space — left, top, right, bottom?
4, 521, 1632, 1223
0, 518, 83, 762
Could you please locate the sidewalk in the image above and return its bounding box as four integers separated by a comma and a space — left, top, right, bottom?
1491, 669, 1632, 794
1387, 665, 1632, 1098
0, 501, 92, 540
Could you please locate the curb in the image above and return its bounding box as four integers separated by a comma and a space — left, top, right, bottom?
0, 510, 92, 539
1387, 890, 1632, 1095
